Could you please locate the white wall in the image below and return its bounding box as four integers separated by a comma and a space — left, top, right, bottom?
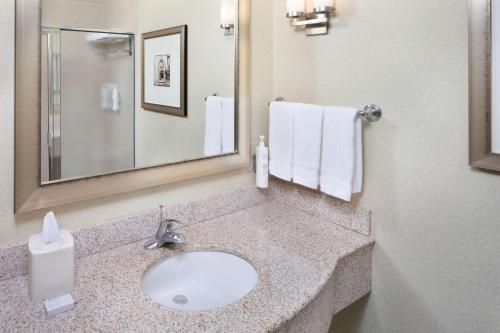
0, 0, 273, 247
271, 0, 500, 332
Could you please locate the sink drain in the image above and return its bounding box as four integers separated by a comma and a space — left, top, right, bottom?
173, 295, 188, 305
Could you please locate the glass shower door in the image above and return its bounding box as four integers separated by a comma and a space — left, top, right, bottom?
42, 28, 135, 183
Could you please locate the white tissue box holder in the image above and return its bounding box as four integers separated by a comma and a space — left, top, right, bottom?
28, 230, 75, 302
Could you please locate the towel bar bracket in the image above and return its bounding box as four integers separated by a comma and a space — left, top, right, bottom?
358, 104, 382, 122
204, 93, 219, 101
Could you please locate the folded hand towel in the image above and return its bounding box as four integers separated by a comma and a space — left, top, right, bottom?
110, 85, 120, 112
292, 103, 324, 189
320, 106, 362, 201
221, 97, 235, 153
269, 101, 295, 181
101, 84, 120, 112
204, 96, 223, 156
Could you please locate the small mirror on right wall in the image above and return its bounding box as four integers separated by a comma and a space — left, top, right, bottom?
470, 0, 500, 172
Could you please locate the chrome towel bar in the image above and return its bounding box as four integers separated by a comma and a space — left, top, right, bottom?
268, 97, 383, 122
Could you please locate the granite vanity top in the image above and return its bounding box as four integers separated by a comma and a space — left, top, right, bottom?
0, 183, 374, 332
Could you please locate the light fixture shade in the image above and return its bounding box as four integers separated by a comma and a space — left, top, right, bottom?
312, 0, 333, 9
221, 0, 235, 26
287, 0, 305, 13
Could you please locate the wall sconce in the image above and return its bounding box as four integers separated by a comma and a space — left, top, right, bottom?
221, 0, 235, 35
286, 0, 335, 36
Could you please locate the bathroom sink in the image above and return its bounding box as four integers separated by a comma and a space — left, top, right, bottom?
141, 250, 258, 310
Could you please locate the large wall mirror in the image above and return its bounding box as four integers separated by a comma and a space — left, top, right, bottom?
41, 0, 236, 183
470, 0, 500, 171
15, 0, 249, 213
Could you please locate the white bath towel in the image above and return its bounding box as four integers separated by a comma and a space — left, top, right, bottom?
221, 97, 235, 154
320, 106, 363, 201
292, 103, 324, 189
269, 101, 295, 181
204, 96, 223, 156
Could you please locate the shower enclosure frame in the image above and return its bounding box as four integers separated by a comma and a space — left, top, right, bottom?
41, 27, 61, 181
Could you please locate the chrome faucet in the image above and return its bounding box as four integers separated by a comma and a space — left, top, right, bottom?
144, 205, 185, 250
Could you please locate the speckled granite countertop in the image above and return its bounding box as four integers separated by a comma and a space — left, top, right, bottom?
0, 198, 373, 332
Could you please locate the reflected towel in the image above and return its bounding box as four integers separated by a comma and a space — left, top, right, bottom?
101, 84, 120, 112
204, 96, 223, 156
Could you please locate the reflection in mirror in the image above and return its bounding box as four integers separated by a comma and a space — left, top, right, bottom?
40, 0, 237, 184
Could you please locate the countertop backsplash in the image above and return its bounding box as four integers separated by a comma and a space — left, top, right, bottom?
0, 179, 370, 282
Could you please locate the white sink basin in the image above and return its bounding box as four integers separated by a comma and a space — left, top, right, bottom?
141, 250, 258, 310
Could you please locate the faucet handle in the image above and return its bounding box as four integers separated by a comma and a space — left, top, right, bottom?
155, 219, 183, 238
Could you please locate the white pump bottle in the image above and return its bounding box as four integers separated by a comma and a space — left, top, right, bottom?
256, 135, 269, 188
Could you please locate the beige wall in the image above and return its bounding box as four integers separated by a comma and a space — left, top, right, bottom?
42, 0, 136, 32
103, 0, 137, 33
271, 0, 500, 332
249, 0, 274, 149
42, 0, 105, 29
0, 0, 272, 247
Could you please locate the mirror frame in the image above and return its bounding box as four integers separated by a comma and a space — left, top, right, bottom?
14, 0, 250, 213
469, 0, 500, 172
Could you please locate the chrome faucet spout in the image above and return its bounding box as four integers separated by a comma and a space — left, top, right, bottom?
145, 206, 185, 250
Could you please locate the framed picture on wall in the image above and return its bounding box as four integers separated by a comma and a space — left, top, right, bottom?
142, 25, 187, 117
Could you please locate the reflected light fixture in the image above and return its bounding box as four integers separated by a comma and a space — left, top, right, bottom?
220, 0, 235, 35
286, 0, 335, 36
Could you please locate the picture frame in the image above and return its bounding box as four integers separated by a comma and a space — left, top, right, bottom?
142, 25, 187, 117
469, 0, 500, 172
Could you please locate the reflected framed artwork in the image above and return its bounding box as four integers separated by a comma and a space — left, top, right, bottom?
142, 25, 187, 117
